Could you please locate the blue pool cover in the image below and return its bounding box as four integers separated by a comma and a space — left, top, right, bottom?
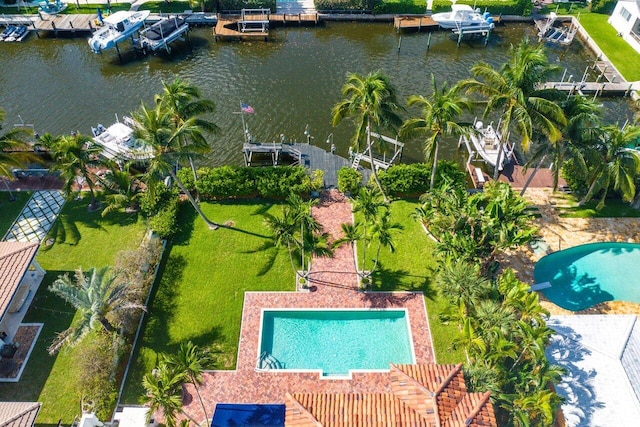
211, 404, 285, 427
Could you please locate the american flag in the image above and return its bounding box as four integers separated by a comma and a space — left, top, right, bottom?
241, 103, 255, 114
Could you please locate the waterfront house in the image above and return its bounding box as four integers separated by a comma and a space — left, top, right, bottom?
608, 0, 640, 54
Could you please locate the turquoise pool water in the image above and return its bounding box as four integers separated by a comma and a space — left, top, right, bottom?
533, 242, 640, 311
258, 309, 414, 376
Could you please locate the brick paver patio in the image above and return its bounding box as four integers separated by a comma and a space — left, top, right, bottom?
179, 190, 435, 423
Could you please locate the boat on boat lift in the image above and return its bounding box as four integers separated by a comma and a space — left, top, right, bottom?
91, 115, 153, 163
138, 16, 189, 53
88, 10, 150, 53
432, 2, 495, 30
461, 119, 512, 171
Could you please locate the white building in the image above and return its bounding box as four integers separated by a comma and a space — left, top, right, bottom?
608, 0, 640, 54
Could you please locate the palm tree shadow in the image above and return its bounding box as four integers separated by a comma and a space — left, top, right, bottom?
172, 203, 198, 246
371, 262, 437, 299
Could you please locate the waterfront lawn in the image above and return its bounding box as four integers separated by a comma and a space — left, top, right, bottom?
367, 200, 465, 364
121, 200, 293, 404
577, 12, 640, 81
0, 191, 30, 237
61, 3, 131, 14
138, 1, 194, 13
557, 196, 640, 218
37, 195, 147, 270
0, 195, 148, 425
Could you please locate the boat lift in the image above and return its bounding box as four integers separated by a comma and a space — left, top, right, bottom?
350, 127, 404, 171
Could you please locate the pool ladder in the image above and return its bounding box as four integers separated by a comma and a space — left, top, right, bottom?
256, 351, 283, 371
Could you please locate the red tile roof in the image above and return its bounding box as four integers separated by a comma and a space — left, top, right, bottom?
0, 242, 39, 319
285, 364, 497, 427
0, 402, 41, 427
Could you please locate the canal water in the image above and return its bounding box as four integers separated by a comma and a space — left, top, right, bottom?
0, 22, 634, 166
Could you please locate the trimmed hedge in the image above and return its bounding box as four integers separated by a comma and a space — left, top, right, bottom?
377, 161, 466, 196
218, 0, 276, 11
337, 167, 363, 195
181, 165, 314, 199
316, 0, 528, 15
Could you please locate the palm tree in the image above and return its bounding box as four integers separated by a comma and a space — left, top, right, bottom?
400, 74, 472, 189
579, 124, 640, 209
459, 40, 566, 179
155, 78, 219, 181
48, 267, 144, 354
368, 209, 402, 277
332, 221, 364, 276
0, 108, 36, 180
351, 186, 386, 276
436, 260, 491, 317
97, 162, 144, 217
166, 341, 212, 425
332, 71, 403, 201
143, 361, 187, 427
48, 132, 102, 210
133, 102, 219, 229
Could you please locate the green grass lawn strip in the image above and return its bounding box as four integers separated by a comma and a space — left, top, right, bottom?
362, 199, 465, 364
121, 200, 292, 404
0, 196, 147, 425
0, 191, 31, 237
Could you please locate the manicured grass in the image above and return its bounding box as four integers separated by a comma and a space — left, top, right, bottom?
0, 195, 148, 425
138, 1, 194, 13
37, 196, 147, 270
576, 12, 640, 81
0, 191, 30, 237
60, 3, 131, 14
367, 200, 466, 364
121, 200, 293, 404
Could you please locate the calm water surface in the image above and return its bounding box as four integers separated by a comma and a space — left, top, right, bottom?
0, 22, 634, 165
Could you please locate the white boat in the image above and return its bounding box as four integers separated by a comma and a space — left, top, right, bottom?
432, 3, 494, 30
464, 120, 512, 170
39, 0, 67, 15
138, 16, 189, 52
91, 115, 153, 162
88, 10, 150, 53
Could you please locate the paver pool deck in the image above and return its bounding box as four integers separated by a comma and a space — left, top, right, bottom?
180, 190, 435, 422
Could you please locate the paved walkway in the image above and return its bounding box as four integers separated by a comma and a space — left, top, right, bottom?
3, 190, 65, 243
177, 189, 434, 424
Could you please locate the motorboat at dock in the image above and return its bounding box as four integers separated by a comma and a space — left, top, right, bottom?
432, 3, 495, 31
90, 115, 153, 163
88, 10, 150, 53
138, 16, 189, 53
461, 120, 512, 171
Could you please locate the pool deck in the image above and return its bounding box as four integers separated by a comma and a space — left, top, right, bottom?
502, 188, 640, 316
179, 190, 434, 422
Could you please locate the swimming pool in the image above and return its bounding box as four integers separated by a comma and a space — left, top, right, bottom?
533, 242, 640, 311
257, 309, 415, 377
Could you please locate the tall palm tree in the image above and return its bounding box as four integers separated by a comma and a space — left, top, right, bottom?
368, 209, 402, 277
332, 71, 403, 201
48, 267, 144, 354
401, 74, 472, 189
155, 78, 219, 181
351, 186, 386, 276
332, 221, 364, 276
133, 102, 219, 229
521, 95, 602, 196
143, 361, 187, 427
48, 132, 102, 210
97, 162, 144, 217
459, 40, 566, 179
166, 341, 212, 425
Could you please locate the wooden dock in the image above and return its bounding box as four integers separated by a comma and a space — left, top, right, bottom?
242, 142, 370, 188
214, 17, 269, 41
498, 164, 566, 189
542, 80, 638, 96
32, 13, 97, 34
394, 15, 439, 32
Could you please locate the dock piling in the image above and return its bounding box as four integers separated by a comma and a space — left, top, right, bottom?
426, 32, 431, 51
397, 36, 402, 52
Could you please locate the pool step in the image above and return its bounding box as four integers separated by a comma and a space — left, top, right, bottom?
257, 352, 284, 370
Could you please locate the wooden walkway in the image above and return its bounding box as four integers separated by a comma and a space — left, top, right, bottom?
497, 164, 566, 189
214, 17, 269, 40
394, 14, 501, 32
32, 13, 97, 34
542, 80, 638, 96
242, 143, 370, 188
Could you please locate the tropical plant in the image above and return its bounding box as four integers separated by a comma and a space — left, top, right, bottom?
133, 102, 219, 229
368, 209, 402, 277
350, 186, 387, 276
401, 74, 472, 189
47, 267, 145, 354
97, 162, 144, 217
166, 341, 213, 425
47, 132, 102, 209
332, 71, 403, 200
578, 124, 640, 209
155, 78, 219, 181
0, 108, 37, 179
143, 361, 187, 427
459, 39, 565, 179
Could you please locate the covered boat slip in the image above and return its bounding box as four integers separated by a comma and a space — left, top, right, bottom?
139, 16, 189, 52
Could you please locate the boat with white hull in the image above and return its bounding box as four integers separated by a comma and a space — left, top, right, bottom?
463, 120, 512, 170
88, 10, 150, 53
138, 16, 189, 53
91, 115, 153, 163
432, 3, 494, 30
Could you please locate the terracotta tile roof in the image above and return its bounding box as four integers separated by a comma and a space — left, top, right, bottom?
0, 402, 41, 427
285, 364, 497, 427
0, 242, 39, 320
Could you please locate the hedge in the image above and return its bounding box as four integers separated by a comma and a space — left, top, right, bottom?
315, 0, 529, 16
377, 161, 466, 196
337, 167, 363, 195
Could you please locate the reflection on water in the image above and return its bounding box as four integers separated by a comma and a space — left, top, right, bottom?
0, 22, 635, 166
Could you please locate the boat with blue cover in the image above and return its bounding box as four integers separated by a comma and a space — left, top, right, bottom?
138, 16, 189, 53
38, 0, 67, 15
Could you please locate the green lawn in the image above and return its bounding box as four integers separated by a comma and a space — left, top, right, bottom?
0, 191, 30, 237
0, 196, 147, 425
555, 195, 640, 218
576, 12, 640, 82
368, 200, 465, 364
121, 200, 293, 404
138, 1, 193, 13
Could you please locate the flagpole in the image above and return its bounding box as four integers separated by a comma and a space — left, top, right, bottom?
239, 101, 248, 144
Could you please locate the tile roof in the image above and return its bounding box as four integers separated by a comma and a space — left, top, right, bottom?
0, 242, 39, 320
0, 402, 41, 427
285, 364, 497, 427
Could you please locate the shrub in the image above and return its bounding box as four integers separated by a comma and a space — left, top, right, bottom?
374, 0, 527, 15
217, 0, 276, 11
591, 0, 616, 14
149, 196, 179, 238
196, 166, 254, 199
176, 168, 196, 192
252, 167, 311, 198
310, 169, 325, 192
338, 167, 363, 195
316, 0, 366, 11
377, 161, 465, 196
